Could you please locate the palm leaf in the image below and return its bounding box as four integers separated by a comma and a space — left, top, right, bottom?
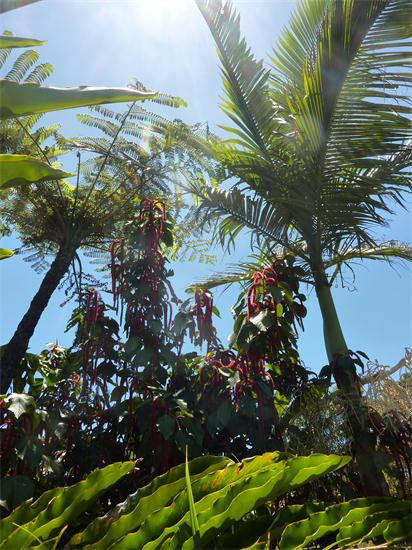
195, 0, 277, 164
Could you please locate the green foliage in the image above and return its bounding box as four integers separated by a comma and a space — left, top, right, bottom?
193, 0, 412, 496
72, 455, 229, 548
192, 0, 412, 277
0, 461, 135, 549
0, 452, 351, 548
0, 154, 72, 188
279, 497, 412, 548
0, 80, 157, 120
0, 35, 44, 48
0, 247, 13, 259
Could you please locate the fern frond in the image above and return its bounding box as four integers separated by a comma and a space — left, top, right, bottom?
77, 114, 119, 138
4, 49, 39, 81
130, 79, 187, 108
24, 62, 54, 84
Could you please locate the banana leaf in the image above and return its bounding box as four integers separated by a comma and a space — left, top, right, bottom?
0, 154, 72, 188
0, 80, 157, 119
0, 35, 44, 48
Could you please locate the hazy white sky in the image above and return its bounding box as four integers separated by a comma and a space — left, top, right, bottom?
1, 0, 411, 370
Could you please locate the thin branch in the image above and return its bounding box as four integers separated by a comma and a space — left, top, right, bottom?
361, 349, 412, 385
82, 102, 136, 207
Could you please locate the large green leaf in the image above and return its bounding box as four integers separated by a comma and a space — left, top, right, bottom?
70, 455, 229, 548
336, 503, 411, 548
0, 248, 14, 260
0, 486, 61, 541
0, 36, 44, 48
102, 453, 349, 550
0, 454, 357, 549
0, 80, 157, 119
0, 461, 135, 549
279, 497, 411, 549
216, 501, 327, 549
179, 454, 350, 550
3, 393, 36, 419
0, 154, 72, 188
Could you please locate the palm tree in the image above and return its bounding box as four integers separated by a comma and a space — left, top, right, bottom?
191, 0, 412, 495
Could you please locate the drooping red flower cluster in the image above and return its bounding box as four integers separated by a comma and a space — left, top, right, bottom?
123, 200, 178, 343
193, 289, 214, 349
247, 264, 279, 319
81, 289, 108, 393
196, 262, 308, 448
199, 351, 279, 444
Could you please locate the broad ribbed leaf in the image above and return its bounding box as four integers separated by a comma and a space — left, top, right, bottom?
279, 497, 406, 549
384, 515, 412, 543
216, 501, 327, 549
102, 453, 291, 550
0, 461, 135, 549
0, 80, 157, 119
0, 154, 72, 188
0, 486, 61, 540
178, 454, 351, 550
336, 503, 411, 548
106, 453, 349, 550
71, 455, 229, 548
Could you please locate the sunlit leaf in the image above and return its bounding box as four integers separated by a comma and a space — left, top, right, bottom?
0, 154, 72, 188
0, 80, 158, 119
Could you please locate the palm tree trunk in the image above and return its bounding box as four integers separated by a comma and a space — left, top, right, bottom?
0, 245, 75, 393
315, 273, 389, 496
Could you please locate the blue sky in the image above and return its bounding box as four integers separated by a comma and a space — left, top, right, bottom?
1, 0, 411, 371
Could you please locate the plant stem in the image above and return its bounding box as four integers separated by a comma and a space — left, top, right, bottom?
315, 271, 389, 496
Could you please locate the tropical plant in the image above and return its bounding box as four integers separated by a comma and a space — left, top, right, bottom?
189, 0, 412, 495
0, 24, 207, 393
0, 451, 353, 549
0, 199, 316, 500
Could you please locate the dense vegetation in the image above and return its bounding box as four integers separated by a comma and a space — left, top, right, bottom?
0, 0, 411, 547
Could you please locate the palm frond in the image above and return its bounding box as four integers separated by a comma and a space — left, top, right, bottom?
270, 0, 328, 91
195, 0, 278, 163
185, 174, 311, 259
326, 240, 412, 271
323, 1, 412, 181
186, 248, 312, 292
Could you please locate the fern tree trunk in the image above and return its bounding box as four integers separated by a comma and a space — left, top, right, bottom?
0, 244, 75, 393
315, 270, 389, 496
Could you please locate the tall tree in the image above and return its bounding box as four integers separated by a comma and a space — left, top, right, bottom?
191, 0, 412, 495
